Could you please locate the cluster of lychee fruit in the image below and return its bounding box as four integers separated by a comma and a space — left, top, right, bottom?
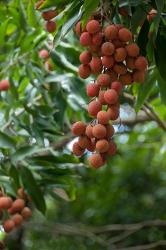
36, 3, 57, 33
0, 188, 32, 235
71, 17, 148, 168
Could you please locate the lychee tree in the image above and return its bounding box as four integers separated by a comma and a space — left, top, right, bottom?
0, 0, 166, 248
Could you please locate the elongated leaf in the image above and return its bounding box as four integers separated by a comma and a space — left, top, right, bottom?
156, 70, 166, 104
11, 146, 44, 163
27, 0, 38, 27
155, 33, 166, 81
131, 6, 147, 33
0, 131, 16, 149
20, 166, 46, 214
82, 0, 99, 24
135, 70, 156, 111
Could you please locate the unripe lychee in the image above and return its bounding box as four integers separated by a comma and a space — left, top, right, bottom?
88, 100, 102, 117
12, 214, 23, 227
104, 89, 118, 105
86, 20, 100, 34
104, 25, 118, 40
133, 70, 145, 83
97, 111, 110, 124
11, 199, 25, 213
101, 56, 114, 68
78, 64, 91, 79
90, 57, 102, 74
3, 219, 15, 233
101, 42, 115, 56
106, 124, 115, 138
72, 142, 84, 156
92, 32, 103, 46
135, 56, 148, 71
111, 81, 123, 94
96, 139, 109, 153
126, 43, 140, 57
78, 136, 91, 149
46, 21, 56, 33
107, 141, 117, 156
0, 197, 13, 209
97, 73, 111, 86
92, 124, 106, 139
113, 63, 127, 75
126, 57, 136, 70
86, 83, 100, 97
79, 51, 92, 64
0, 80, 10, 91
114, 48, 127, 62
42, 10, 57, 21
85, 125, 94, 138
39, 49, 49, 59
72, 121, 86, 136
119, 72, 132, 85
21, 207, 32, 220
88, 153, 104, 168
118, 28, 132, 42
80, 32, 92, 46
98, 90, 107, 105
107, 106, 120, 120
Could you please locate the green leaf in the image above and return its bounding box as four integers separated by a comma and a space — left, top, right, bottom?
155, 0, 165, 13
20, 166, 46, 214
156, 70, 166, 104
27, 0, 38, 27
0, 131, 16, 149
131, 6, 147, 34
135, 70, 156, 111
155, 33, 166, 81
11, 146, 43, 163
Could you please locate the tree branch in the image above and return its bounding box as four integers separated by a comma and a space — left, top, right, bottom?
118, 240, 166, 250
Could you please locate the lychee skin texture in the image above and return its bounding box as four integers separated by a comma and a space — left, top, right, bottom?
78, 136, 91, 149
92, 124, 106, 139
118, 28, 132, 42
101, 42, 115, 56
86, 139, 95, 152
78, 64, 91, 79
106, 124, 115, 138
88, 100, 102, 117
46, 21, 56, 33
111, 81, 123, 95
0, 197, 13, 209
105, 69, 118, 82
86, 83, 99, 97
133, 70, 145, 83
90, 57, 102, 74
80, 32, 92, 46
107, 141, 117, 156
96, 139, 109, 153
113, 63, 127, 75
101, 56, 114, 68
21, 207, 32, 220
3, 220, 15, 233
88, 153, 104, 168
104, 25, 118, 40
12, 214, 23, 227
75, 21, 86, 36
97, 111, 110, 125
42, 10, 57, 21
11, 199, 25, 213
119, 73, 132, 85
98, 90, 107, 105
85, 125, 94, 138
126, 57, 136, 70
97, 74, 111, 87
104, 89, 118, 105
135, 56, 148, 71
126, 43, 140, 57
39, 49, 49, 59
92, 32, 103, 46
72, 142, 84, 156
0, 80, 10, 91
72, 121, 86, 136
86, 20, 100, 34
79, 51, 92, 64
114, 48, 127, 62
107, 107, 119, 120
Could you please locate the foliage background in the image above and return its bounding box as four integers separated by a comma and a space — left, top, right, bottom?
0, 0, 166, 249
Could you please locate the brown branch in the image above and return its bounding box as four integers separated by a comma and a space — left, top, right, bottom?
118, 240, 166, 250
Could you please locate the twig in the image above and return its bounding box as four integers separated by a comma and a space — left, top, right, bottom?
118, 240, 166, 250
